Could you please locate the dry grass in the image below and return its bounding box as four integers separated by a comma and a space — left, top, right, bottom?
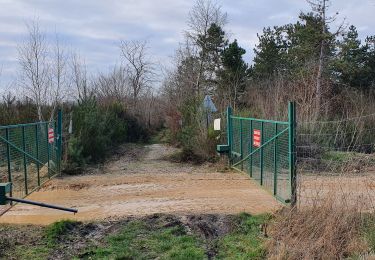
267, 171, 375, 260
267, 204, 369, 259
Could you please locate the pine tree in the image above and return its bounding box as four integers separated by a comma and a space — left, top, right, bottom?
252, 26, 287, 78
333, 25, 368, 89
218, 39, 249, 108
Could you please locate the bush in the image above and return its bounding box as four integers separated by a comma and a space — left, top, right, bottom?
64, 136, 85, 174
174, 97, 220, 163
69, 98, 108, 163
65, 99, 150, 172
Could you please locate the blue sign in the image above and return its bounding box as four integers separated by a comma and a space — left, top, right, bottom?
203, 95, 217, 112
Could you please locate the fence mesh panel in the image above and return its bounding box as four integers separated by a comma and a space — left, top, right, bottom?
229, 115, 291, 203
296, 114, 375, 211
0, 121, 59, 203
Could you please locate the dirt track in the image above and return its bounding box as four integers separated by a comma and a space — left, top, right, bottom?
0, 144, 281, 225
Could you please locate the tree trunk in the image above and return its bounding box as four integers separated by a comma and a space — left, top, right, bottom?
315, 0, 326, 118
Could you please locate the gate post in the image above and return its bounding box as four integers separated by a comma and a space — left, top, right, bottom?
226, 107, 232, 166
288, 101, 297, 206
22, 126, 28, 195
46, 123, 50, 178
240, 119, 243, 170
57, 109, 63, 174
260, 122, 264, 185
5, 129, 12, 200
249, 120, 253, 177
35, 124, 40, 186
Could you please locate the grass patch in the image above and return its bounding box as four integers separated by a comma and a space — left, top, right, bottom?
83, 218, 205, 259
362, 214, 375, 252
150, 128, 172, 144
0, 224, 50, 260
15, 244, 50, 259
45, 219, 80, 247
216, 213, 269, 259
322, 151, 358, 162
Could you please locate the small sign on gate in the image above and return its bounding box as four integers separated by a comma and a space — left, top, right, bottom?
48, 128, 54, 144
253, 129, 261, 147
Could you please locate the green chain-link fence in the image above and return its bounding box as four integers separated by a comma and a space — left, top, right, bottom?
225, 102, 296, 204
0, 111, 62, 200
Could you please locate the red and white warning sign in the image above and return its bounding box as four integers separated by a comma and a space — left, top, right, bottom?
48, 128, 54, 144
253, 129, 261, 147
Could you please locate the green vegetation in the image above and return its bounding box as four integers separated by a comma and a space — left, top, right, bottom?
322, 151, 359, 162
86, 220, 205, 259
251, 15, 375, 91
14, 244, 50, 260
150, 128, 173, 144
2, 212, 375, 259
216, 213, 269, 259
362, 214, 375, 252
65, 99, 150, 173
44, 219, 79, 246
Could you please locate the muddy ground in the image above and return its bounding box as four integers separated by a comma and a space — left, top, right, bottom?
0, 213, 258, 260
0, 143, 280, 225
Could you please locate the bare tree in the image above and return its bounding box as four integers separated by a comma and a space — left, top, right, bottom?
18, 21, 49, 121
307, 0, 345, 116
95, 66, 130, 102
119, 40, 154, 106
18, 21, 66, 121
186, 0, 227, 43
185, 0, 227, 96
49, 34, 68, 121
70, 52, 90, 103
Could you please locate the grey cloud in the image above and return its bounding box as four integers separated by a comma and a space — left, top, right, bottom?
0, 0, 374, 88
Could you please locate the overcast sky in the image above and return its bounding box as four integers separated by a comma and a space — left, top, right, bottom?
1, 0, 375, 89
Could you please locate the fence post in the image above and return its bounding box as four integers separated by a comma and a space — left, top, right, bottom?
5, 128, 12, 200
22, 126, 28, 195
260, 121, 264, 185
288, 101, 297, 206
273, 124, 278, 195
240, 119, 243, 170
57, 109, 63, 174
226, 107, 232, 166
35, 124, 40, 186
46, 123, 50, 178
249, 120, 253, 177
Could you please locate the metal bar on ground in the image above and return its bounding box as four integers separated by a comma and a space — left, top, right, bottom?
5, 196, 77, 213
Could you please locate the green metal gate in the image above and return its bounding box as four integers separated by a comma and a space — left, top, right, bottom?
226, 102, 296, 204
0, 111, 62, 199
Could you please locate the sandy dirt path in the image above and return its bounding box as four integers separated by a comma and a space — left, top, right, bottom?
0, 144, 281, 225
